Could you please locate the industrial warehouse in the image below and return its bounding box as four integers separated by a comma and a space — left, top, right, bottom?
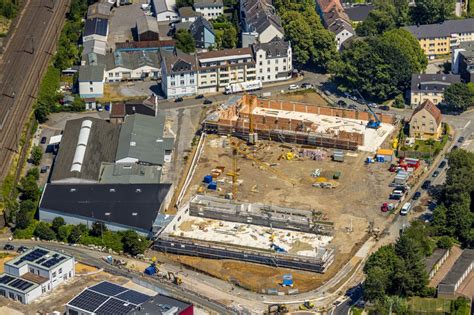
203, 95, 395, 152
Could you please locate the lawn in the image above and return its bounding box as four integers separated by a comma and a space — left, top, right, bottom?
408, 297, 451, 314
413, 135, 448, 155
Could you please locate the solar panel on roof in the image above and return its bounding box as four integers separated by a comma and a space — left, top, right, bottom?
95, 297, 136, 315
0, 275, 15, 285
9, 279, 33, 291
68, 289, 109, 312
23, 248, 48, 262
89, 281, 127, 296
116, 290, 150, 305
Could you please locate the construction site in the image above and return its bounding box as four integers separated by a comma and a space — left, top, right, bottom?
152, 94, 400, 292
203, 95, 395, 152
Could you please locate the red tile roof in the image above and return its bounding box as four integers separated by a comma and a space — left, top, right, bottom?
412, 100, 442, 125
317, 0, 343, 13
110, 103, 126, 118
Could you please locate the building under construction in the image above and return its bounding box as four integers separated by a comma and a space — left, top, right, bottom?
153, 195, 335, 273
203, 95, 395, 152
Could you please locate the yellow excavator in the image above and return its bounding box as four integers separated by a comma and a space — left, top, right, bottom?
167, 272, 182, 285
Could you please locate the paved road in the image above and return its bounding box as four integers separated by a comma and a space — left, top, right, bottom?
0, 239, 236, 314
332, 284, 363, 315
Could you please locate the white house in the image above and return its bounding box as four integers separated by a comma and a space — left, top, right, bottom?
253, 39, 292, 83
240, 0, 284, 45
152, 0, 179, 22
161, 50, 198, 98
78, 65, 105, 103
193, 0, 224, 20
0, 247, 75, 304
105, 50, 161, 82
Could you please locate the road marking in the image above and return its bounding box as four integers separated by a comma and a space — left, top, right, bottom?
462, 120, 471, 130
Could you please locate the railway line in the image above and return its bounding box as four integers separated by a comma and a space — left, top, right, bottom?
0, 0, 70, 181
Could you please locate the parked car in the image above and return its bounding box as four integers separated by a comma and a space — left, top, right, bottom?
421, 180, 431, 190
412, 191, 421, 200
452, 145, 459, 151
438, 161, 447, 169
40, 136, 47, 144
40, 166, 49, 173
379, 105, 390, 111
348, 104, 357, 110
288, 84, 300, 90
97, 104, 103, 111
301, 83, 313, 89
368, 103, 378, 108
17, 246, 28, 253
457, 136, 465, 143
400, 202, 412, 215
203, 99, 212, 105
432, 171, 440, 177
337, 100, 347, 107
3, 244, 14, 250
195, 94, 204, 99
175, 97, 184, 103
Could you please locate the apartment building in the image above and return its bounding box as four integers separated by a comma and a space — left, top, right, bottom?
193, 0, 224, 20
161, 50, 198, 98
196, 47, 257, 93
410, 73, 461, 106
409, 100, 442, 140
253, 39, 292, 83
452, 41, 474, 82
0, 247, 74, 304
405, 18, 474, 59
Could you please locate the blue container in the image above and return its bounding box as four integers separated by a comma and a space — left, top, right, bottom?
105, 104, 111, 112
144, 266, 156, 275
208, 182, 217, 190
203, 175, 213, 183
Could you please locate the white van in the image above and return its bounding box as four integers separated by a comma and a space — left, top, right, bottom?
400, 202, 412, 215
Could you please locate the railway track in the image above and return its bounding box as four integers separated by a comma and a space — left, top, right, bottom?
0, 0, 70, 182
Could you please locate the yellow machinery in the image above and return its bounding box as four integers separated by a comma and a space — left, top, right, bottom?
167, 272, 182, 285
299, 301, 315, 310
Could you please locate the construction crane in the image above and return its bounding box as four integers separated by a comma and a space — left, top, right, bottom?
237, 82, 258, 145
354, 89, 381, 129
225, 146, 240, 200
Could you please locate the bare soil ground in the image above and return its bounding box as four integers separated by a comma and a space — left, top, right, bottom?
75, 262, 99, 274
0, 252, 15, 273
165, 135, 396, 292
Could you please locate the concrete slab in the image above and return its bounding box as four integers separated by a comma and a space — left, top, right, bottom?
172, 217, 333, 258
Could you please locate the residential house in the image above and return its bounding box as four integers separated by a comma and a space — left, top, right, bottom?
253, 38, 292, 83
151, 0, 179, 22
452, 41, 474, 82
410, 73, 460, 106
343, 4, 374, 23
193, 0, 224, 20
196, 47, 257, 93
240, 0, 284, 46
405, 18, 474, 59
109, 99, 157, 124
105, 50, 161, 82
189, 16, 215, 48
409, 100, 443, 140
66, 281, 194, 315
39, 183, 173, 237
160, 49, 198, 98
83, 18, 109, 43
78, 65, 105, 101
136, 15, 159, 41
0, 247, 74, 304
178, 6, 201, 22
319, 1, 354, 50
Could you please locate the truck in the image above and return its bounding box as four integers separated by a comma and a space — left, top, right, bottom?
224, 80, 262, 94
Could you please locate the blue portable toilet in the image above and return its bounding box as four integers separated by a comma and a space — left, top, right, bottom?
144, 265, 156, 275
208, 181, 217, 190
203, 175, 213, 183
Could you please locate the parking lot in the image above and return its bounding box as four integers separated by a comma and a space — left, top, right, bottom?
107, 1, 148, 49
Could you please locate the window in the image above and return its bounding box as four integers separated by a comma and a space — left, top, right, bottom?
89, 87, 93, 92
52, 271, 56, 277
259, 61, 262, 66
275, 67, 278, 71
171, 82, 175, 86
30, 268, 34, 273
180, 80, 185, 85
17, 295, 22, 303
267, 68, 270, 72
9, 292, 14, 299
109, 73, 113, 77
0, 289, 4, 296
115, 72, 119, 77
267, 60, 270, 65
59, 268, 62, 274
190, 79, 195, 84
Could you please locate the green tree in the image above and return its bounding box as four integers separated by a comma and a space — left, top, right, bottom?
393, 94, 406, 108
34, 222, 56, 240
26, 168, 40, 181
176, 0, 192, 8
437, 235, 454, 249
444, 83, 473, 113
52, 217, 66, 233
31, 146, 43, 166
57, 225, 72, 242
122, 230, 148, 256
68, 224, 87, 243
411, 0, 455, 25
175, 29, 196, 53
356, 10, 396, 36
90, 221, 108, 237
19, 175, 39, 201
15, 208, 32, 229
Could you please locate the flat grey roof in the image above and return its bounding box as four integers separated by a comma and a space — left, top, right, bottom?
50, 118, 120, 183
99, 163, 162, 184
40, 183, 172, 231
115, 113, 174, 165
411, 73, 461, 93
438, 249, 474, 293
424, 248, 448, 274
405, 18, 474, 39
